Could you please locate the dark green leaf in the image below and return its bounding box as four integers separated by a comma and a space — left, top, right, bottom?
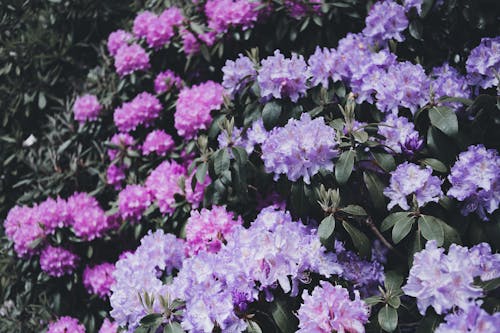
342, 221, 371, 258
409, 20, 423, 40
476, 277, 500, 292
364, 295, 383, 306
387, 296, 401, 309
213, 149, 230, 176
318, 215, 335, 245
232, 146, 248, 165
392, 215, 415, 244
38, 92, 47, 109
270, 298, 298, 333
428, 106, 458, 136
381, 212, 412, 232
196, 162, 208, 184
419, 158, 447, 173
341, 205, 367, 216
246, 320, 263, 333
418, 215, 444, 246
163, 322, 185, 333
384, 271, 404, 292
378, 305, 398, 332
363, 171, 386, 210
372, 152, 396, 172
335, 149, 355, 185
140, 314, 163, 327
262, 101, 282, 130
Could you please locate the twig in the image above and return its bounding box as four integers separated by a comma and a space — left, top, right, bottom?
363, 216, 405, 259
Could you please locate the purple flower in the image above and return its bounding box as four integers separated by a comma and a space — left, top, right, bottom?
184, 170, 211, 209
108, 133, 135, 160
307, 47, 339, 89
222, 54, 257, 96
261, 113, 337, 184
402, 241, 490, 315
154, 70, 183, 94
107, 30, 133, 56
466, 37, 500, 89
114, 92, 162, 132
363, 1, 408, 43
378, 114, 423, 155
246, 118, 268, 153
257, 50, 310, 102
180, 29, 200, 55
142, 130, 175, 156
106, 164, 126, 190
133, 11, 156, 39
403, 0, 424, 14
285, 0, 322, 19
66, 192, 110, 240
73, 94, 102, 124
204, 0, 260, 34
83, 263, 115, 298
384, 162, 442, 210
145, 161, 185, 214
114, 44, 150, 76
436, 303, 500, 333
431, 64, 471, 109
447, 145, 500, 220
118, 185, 152, 221
297, 281, 369, 333
174, 81, 224, 138
145, 8, 184, 49
99, 318, 118, 333
4, 205, 45, 257
40, 245, 79, 277
33, 197, 69, 234
47, 316, 85, 333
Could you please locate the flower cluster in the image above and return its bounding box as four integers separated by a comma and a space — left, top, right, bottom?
296, 281, 369, 333
83, 263, 116, 298
363, 0, 408, 43
435, 303, 500, 333
447, 145, 500, 220
73, 94, 102, 124
257, 50, 309, 102
185, 206, 242, 256
47, 316, 86, 333
107, 30, 133, 56
261, 113, 337, 184
378, 114, 423, 155
99, 319, 119, 333
114, 92, 162, 132
110, 230, 185, 331
154, 70, 183, 94
431, 64, 470, 109
145, 161, 185, 214
40, 245, 79, 277
402, 240, 500, 315
108, 133, 135, 160
174, 81, 224, 138
384, 162, 442, 210
144, 8, 184, 49
222, 54, 257, 96
141, 130, 175, 156
118, 185, 152, 221
285, 0, 322, 19
66, 192, 110, 240
113, 43, 150, 76
466, 36, 500, 89
204, 0, 260, 34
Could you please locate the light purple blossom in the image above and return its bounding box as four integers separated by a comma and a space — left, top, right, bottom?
106, 164, 126, 190
378, 114, 423, 154
114, 44, 150, 76
204, 0, 260, 34
145, 8, 184, 49
118, 185, 152, 221
107, 30, 133, 56
66, 192, 110, 240
402, 241, 497, 315
447, 145, 500, 220
261, 113, 337, 184
99, 318, 118, 333
133, 11, 156, 39
363, 1, 408, 43
73, 94, 102, 124
384, 162, 442, 210
154, 70, 183, 94
285, 0, 322, 19
297, 281, 369, 333
142, 130, 175, 156
114, 92, 162, 132
466, 37, 500, 89
222, 54, 257, 96
40, 245, 79, 277
403, 0, 424, 14
257, 50, 310, 102
431, 64, 471, 109
436, 304, 500, 333
83, 263, 115, 299
47, 316, 85, 333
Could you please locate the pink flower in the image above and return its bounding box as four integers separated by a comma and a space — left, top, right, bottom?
107, 30, 133, 56
114, 43, 150, 76
118, 184, 152, 221
73, 94, 102, 124
83, 263, 116, 298
142, 130, 175, 156
114, 92, 162, 132
99, 318, 118, 333
154, 70, 183, 94
40, 245, 79, 277
146, 161, 186, 214
133, 11, 156, 38
47, 316, 85, 333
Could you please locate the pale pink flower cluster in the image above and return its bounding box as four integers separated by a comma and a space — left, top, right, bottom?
114, 44, 150, 76
141, 130, 175, 156
118, 184, 152, 221
73, 94, 102, 124
113, 92, 162, 132
83, 263, 116, 299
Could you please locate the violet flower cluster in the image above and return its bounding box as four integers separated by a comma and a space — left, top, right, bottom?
174, 81, 224, 138
222, 54, 257, 96
447, 145, 500, 220
66, 192, 111, 240
141, 130, 175, 156
466, 36, 500, 89
257, 50, 309, 102
185, 206, 242, 256
83, 263, 116, 299
108, 133, 136, 161
402, 240, 500, 315
296, 281, 369, 333
435, 303, 500, 333
117, 185, 152, 221
40, 245, 79, 277
261, 113, 337, 184
204, 0, 260, 34
362, 0, 408, 43
154, 70, 183, 94
47, 316, 86, 333
110, 230, 185, 332
144, 8, 184, 49
99, 319, 119, 333
285, 0, 322, 19
73, 94, 102, 124
431, 64, 470, 109
107, 30, 133, 56
114, 92, 162, 132
113, 43, 150, 76
378, 114, 423, 155
384, 162, 442, 210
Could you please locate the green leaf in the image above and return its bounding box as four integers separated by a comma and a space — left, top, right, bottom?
196, 162, 208, 184
378, 305, 398, 332
335, 149, 356, 185
262, 102, 282, 131
340, 205, 367, 216
318, 215, 335, 245
38, 92, 47, 109
387, 296, 401, 309
476, 277, 500, 292
381, 212, 412, 232
352, 130, 368, 143
246, 320, 263, 333
270, 298, 298, 333
140, 314, 163, 327
441, 221, 461, 246
164, 322, 185, 333
363, 171, 386, 210
384, 271, 404, 292
342, 221, 371, 258
213, 149, 230, 176
364, 295, 383, 306
418, 215, 444, 246
409, 20, 423, 40
392, 215, 415, 244
419, 158, 448, 173
428, 106, 458, 136
372, 152, 396, 172
232, 146, 248, 165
